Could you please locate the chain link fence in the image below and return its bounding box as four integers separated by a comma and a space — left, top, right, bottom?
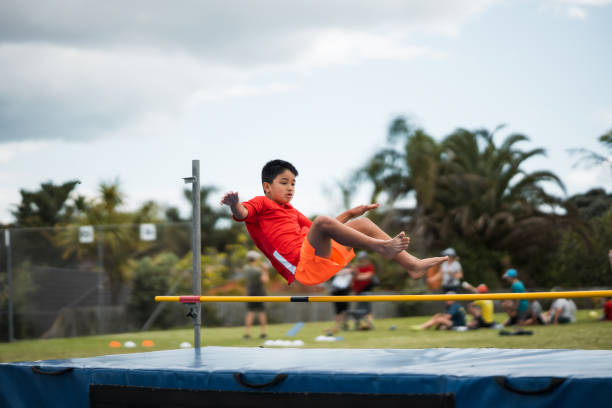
0, 223, 201, 342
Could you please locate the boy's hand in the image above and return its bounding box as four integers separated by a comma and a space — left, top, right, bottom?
220, 191, 240, 207
221, 191, 249, 220
349, 203, 379, 218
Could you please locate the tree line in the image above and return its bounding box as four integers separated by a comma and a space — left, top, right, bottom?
2, 120, 611, 293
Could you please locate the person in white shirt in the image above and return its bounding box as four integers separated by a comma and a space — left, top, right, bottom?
543, 298, 577, 324
440, 248, 463, 293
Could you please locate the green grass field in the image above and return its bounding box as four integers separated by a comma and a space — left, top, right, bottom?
1, 310, 611, 363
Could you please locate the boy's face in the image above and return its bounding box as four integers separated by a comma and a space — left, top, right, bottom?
263, 169, 295, 205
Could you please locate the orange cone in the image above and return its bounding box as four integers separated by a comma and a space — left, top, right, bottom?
109, 340, 121, 348
141, 339, 155, 347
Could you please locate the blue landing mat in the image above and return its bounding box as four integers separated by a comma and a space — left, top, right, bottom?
1, 347, 612, 407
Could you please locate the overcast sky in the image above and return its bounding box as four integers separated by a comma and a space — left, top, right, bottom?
1, 0, 611, 224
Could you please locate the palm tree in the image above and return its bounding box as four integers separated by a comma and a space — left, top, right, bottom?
436, 126, 567, 248
354, 119, 580, 284
354, 118, 439, 226
569, 129, 612, 173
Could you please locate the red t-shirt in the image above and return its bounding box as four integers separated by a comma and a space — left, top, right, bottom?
235, 196, 312, 284
604, 300, 612, 321
353, 263, 375, 294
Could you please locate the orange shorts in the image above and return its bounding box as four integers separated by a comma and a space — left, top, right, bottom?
294, 238, 355, 286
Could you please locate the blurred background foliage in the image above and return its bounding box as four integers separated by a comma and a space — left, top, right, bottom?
2, 118, 611, 333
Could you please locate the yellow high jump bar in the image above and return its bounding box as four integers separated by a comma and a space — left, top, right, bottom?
156, 290, 612, 303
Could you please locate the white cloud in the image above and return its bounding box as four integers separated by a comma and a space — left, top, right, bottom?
566, 6, 588, 18
563, 0, 612, 5
0, 140, 51, 163
0, 0, 500, 144
541, 0, 612, 19
0, 43, 250, 142
295, 29, 440, 70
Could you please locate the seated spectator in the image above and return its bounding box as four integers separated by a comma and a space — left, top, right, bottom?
520, 299, 546, 326
415, 293, 466, 330
542, 298, 577, 324
501, 268, 529, 326
461, 282, 495, 329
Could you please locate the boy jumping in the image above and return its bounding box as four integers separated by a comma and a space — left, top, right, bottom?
221, 159, 447, 286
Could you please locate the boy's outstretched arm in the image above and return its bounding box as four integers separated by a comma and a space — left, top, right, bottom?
221, 191, 248, 220
336, 203, 379, 223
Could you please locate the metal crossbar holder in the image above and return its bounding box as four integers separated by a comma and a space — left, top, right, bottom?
185, 303, 199, 319
182, 177, 196, 184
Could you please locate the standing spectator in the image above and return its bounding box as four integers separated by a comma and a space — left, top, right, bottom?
609, 249, 612, 269
603, 298, 612, 321
325, 267, 352, 335
243, 250, 269, 339
501, 268, 529, 326
440, 248, 463, 293
352, 251, 377, 293
542, 297, 577, 325
350, 252, 378, 330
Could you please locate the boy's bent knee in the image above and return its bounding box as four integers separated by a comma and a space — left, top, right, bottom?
312, 215, 336, 229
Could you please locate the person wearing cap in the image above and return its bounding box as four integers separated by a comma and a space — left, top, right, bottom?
243, 250, 269, 339
462, 283, 495, 329
440, 248, 463, 293
501, 268, 529, 326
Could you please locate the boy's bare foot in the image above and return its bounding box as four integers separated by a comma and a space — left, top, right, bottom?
407, 256, 448, 277
378, 232, 411, 259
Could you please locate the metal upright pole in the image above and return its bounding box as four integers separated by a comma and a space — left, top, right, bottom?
96, 227, 105, 334
5, 230, 14, 342
192, 160, 202, 349
182, 160, 202, 349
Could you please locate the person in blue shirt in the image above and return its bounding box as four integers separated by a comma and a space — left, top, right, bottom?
501, 268, 529, 326
415, 293, 466, 330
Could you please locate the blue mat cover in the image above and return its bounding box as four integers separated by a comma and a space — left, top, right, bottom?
1, 347, 612, 407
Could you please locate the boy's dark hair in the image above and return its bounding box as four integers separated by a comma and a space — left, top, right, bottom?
261, 160, 298, 184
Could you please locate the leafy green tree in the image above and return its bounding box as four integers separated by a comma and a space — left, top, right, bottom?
12, 180, 82, 227
8, 180, 84, 268
126, 252, 186, 329
565, 188, 612, 220
554, 208, 612, 287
